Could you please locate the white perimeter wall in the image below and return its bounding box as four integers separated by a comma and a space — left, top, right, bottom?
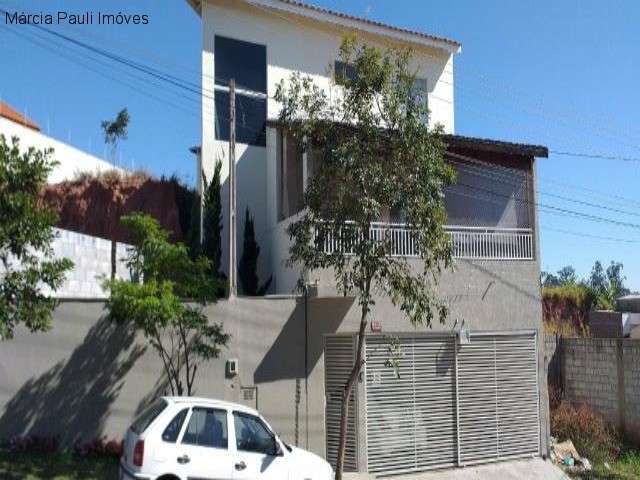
200, 0, 456, 291
0, 117, 121, 184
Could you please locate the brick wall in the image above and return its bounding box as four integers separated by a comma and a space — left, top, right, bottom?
589, 311, 623, 338
562, 338, 621, 422
623, 340, 640, 443
546, 335, 640, 443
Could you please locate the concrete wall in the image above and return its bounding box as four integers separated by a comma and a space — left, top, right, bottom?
2, 228, 131, 299
48, 228, 132, 299
0, 117, 121, 184
0, 299, 307, 447
0, 259, 548, 462
545, 336, 640, 444
589, 310, 623, 338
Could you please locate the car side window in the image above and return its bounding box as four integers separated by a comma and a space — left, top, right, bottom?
162, 408, 189, 443
182, 407, 228, 449
130, 398, 167, 434
233, 412, 276, 455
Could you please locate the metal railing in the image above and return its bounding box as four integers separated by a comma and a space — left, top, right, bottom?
318, 222, 534, 260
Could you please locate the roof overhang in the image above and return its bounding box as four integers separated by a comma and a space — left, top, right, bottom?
444, 134, 548, 158
186, 0, 461, 55
185, 0, 201, 15
265, 119, 548, 159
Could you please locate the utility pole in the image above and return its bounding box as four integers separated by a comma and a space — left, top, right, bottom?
228, 79, 237, 298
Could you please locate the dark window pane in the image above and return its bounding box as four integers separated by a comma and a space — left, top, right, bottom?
182, 408, 228, 449
215, 36, 266, 93
410, 77, 429, 123
334, 60, 357, 85
411, 78, 428, 105
233, 412, 276, 455
130, 398, 167, 435
445, 161, 530, 228
215, 91, 266, 147
162, 408, 189, 443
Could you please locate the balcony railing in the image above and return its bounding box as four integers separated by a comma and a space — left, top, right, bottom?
318, 222, 534, 260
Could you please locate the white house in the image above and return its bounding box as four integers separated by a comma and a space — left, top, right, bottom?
0, 101, 121, 184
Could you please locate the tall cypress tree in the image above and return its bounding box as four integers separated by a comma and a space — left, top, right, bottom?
187, 191, 201, 260
239, 208, 272, 296
202, 160, 223, 274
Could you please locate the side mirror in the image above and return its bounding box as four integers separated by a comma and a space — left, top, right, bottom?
270, 438, 284, 457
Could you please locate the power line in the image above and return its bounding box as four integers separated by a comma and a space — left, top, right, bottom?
0, 24, 201, 119
245, 0, 640, 155
550, 150, 640, 163
448, 154, 640, 219
6, 4, 640, 226
7, 0, 640, 165
540, 225, 640, 244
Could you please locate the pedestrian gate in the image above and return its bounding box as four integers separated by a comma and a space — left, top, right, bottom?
324, 332, 540, 477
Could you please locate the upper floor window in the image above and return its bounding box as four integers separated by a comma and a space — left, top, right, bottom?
334, 60, 357, 86
334, 59, 428, 123
410, 77, 429, 123
214, 36, 267, 147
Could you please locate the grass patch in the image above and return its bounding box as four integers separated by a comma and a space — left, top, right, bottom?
585, 450, 640, 480
0, 451, 118, 480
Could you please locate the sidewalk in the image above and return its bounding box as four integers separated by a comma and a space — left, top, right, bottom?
344, 458, 569, 480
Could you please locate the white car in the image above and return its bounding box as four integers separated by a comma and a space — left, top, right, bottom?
119, 396, 334, 480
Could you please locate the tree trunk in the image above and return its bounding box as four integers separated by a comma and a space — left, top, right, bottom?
110, 238, 116, 280
335, 307, 368, 480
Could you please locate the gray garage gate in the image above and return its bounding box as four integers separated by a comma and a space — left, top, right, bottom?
324, 331, 540, 477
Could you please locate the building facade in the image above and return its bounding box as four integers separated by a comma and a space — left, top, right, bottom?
184, 0, 550, 476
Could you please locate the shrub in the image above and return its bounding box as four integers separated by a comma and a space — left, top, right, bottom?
551, 401, 621, 462
6, 435, 60, 454
543, 284, 596, 336
74, 437, 123, 458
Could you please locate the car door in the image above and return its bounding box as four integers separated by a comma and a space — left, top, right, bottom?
173, 406, 234, 480
231, 411, 289, 480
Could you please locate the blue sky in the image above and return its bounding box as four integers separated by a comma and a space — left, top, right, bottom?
2, 0, 640, 289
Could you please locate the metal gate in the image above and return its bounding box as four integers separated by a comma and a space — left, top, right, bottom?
324, 335, 358, 471
325, 332, 540, 477
365, 334, 458, 475
456, 333, 540, 465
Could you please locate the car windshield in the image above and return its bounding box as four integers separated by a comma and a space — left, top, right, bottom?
131, 398, 168, 434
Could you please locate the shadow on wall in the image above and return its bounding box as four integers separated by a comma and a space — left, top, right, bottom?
253, 297, 355, 384
133, 375, 171, 418
0, 317, 146, 445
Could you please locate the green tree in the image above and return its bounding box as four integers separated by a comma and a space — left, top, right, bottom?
101, 107, 130, 164
187, 190, 201, 260
590, 260, 630, 309
588, 261, 607, 292
100, 108, 130, 278
275, 37, 455, 478
202, 161, 223, 274
104, 213, 229, 396
238, 208, 272, 296
541, 270, 560, 287
0, 135, 73, 339
557, 266, 577, 285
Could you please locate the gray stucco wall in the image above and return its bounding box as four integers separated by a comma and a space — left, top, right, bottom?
0, 257, 547, 466
312, 258, 548, 459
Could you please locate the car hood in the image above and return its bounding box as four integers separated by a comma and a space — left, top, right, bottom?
287, 445, 333, 479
